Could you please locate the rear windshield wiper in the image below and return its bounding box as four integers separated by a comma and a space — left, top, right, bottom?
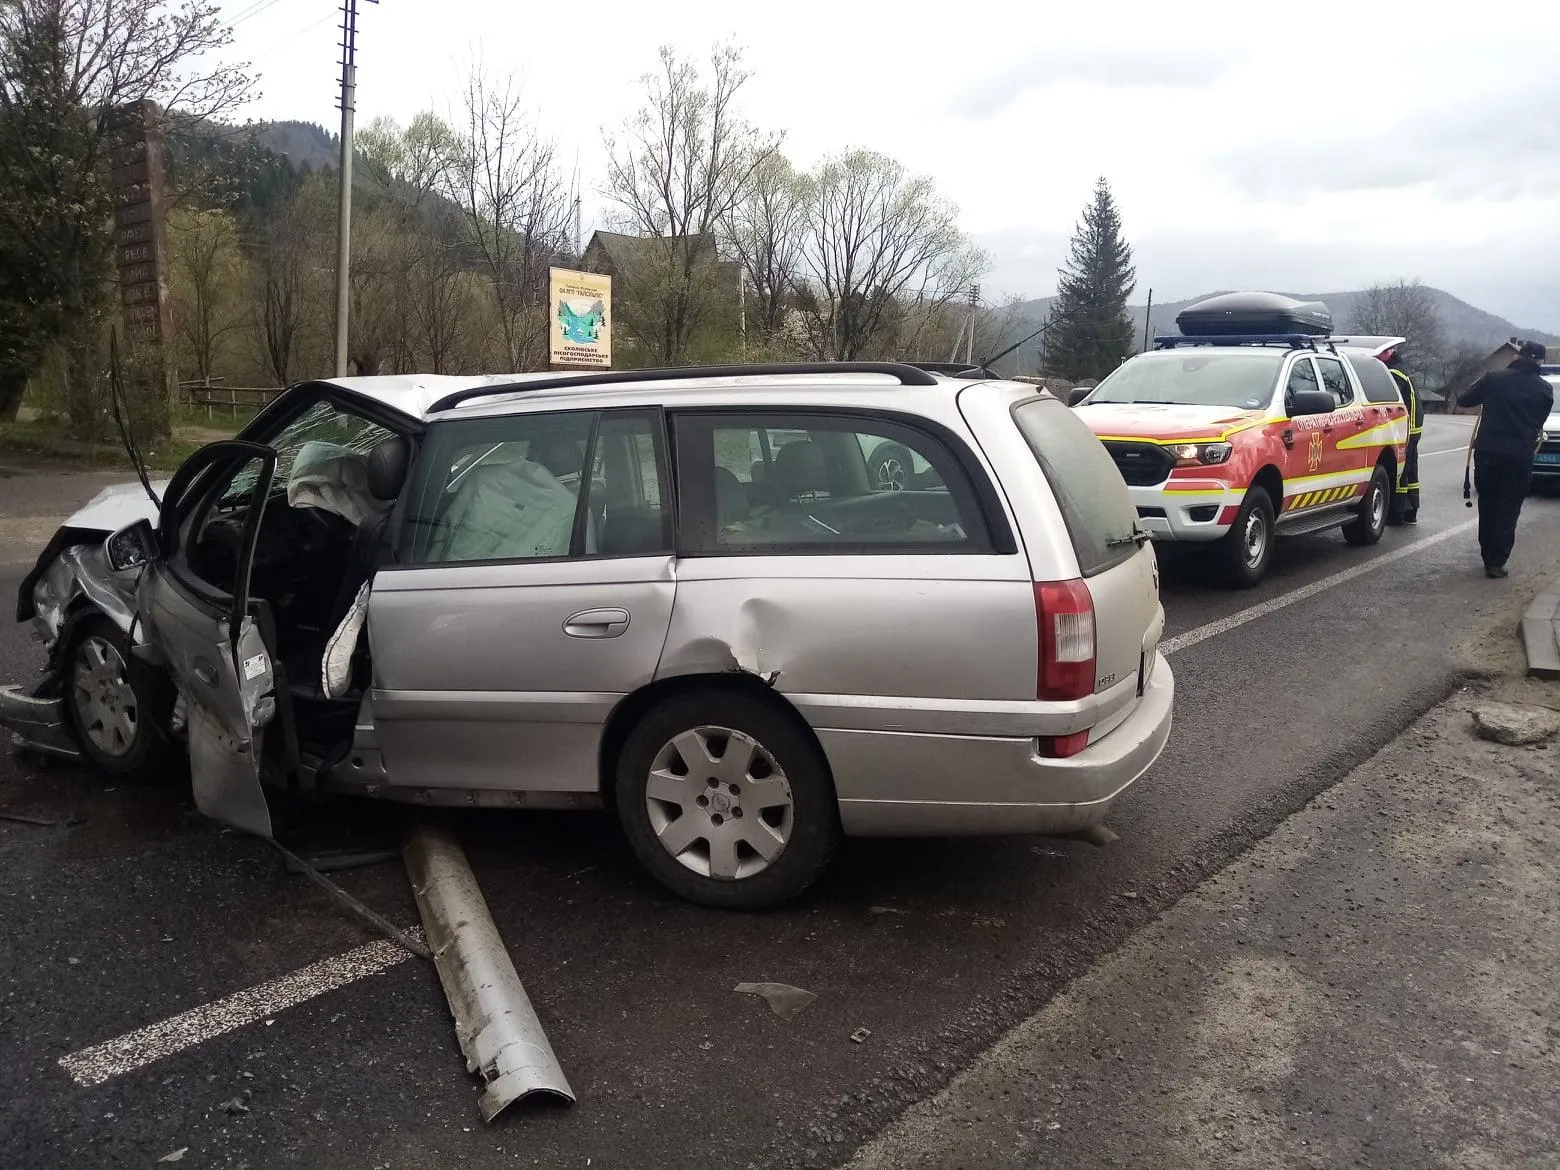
1106, 528, 1152, 548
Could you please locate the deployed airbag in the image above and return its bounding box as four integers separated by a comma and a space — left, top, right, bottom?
288, 441, 386, 526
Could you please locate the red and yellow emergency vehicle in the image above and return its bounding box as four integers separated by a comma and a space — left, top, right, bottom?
1073, 292, 1409, 587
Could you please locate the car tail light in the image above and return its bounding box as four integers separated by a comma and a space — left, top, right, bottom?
1034, 579, 1096, 701
1038, 730, 1090, 758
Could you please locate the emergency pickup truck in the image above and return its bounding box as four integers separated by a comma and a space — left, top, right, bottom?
1073, 292, 1409, 587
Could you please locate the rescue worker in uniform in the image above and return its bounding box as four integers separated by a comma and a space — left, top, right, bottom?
1458, 340, 1554, 578
1382, 348, 1421, 524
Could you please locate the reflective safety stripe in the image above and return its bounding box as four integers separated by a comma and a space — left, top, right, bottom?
1395, 481, 1420, 494
1409, 426, 1423, 436
1288, 484, 1359, 509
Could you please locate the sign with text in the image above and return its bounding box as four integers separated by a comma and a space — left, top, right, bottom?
103, 100, 174, 353
548, 267, 612, 369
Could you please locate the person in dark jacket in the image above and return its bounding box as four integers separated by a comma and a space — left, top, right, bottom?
1382, 348, 1422, 524
1458, 340, 1555, 577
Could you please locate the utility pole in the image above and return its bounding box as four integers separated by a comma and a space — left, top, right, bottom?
1142, 288, 1154, 352
960, 284, 980, 364
333, 0, 377, 378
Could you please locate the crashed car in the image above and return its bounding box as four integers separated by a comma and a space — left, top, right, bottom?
1, 363, 1174, 908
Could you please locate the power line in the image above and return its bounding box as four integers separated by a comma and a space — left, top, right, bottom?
230, 0, 286, 27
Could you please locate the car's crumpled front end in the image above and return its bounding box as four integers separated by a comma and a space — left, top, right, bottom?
0, 480, 161, 759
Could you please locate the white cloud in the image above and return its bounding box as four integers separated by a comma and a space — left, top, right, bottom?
218, 0, 1560, 329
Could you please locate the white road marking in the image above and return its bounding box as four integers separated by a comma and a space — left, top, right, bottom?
1163, 519, 1478, 657
48, 513, 1487, 1089
1420, 446, 1472, 458
57, 934, 422, 1087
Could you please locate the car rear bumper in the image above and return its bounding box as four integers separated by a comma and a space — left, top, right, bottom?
1128, 482, 1239, 543
826, 654, 1174, 837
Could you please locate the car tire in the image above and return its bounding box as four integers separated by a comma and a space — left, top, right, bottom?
615, 689, 842, 910
866, 442, 915, 492
62, 615, 174, 781
1216, 486, 1275, 588
1343, 463, 1391, 546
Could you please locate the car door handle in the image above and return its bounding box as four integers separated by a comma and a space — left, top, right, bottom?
192, 657, 218, 687
563, 609, 631, 638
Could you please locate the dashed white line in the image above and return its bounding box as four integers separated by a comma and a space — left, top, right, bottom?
1163, 519, 1478, 656
57, 934, 422, 1087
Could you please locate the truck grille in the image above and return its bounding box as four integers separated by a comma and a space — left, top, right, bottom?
1102, 441, 1173, 487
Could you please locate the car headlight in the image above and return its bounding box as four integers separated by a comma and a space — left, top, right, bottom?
1170, 442, 1233, 467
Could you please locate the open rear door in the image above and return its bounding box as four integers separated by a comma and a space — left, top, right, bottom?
137, 440, 281, 838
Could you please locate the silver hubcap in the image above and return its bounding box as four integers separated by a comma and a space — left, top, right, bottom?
1243, 509, 1268, 567
1370, 481, 1386, 527
72, 636, 138, 758
645, 726, 794, 881
875, 458, 906, 491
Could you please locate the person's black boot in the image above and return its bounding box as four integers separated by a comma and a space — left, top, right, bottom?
1486, 564, 1508, 578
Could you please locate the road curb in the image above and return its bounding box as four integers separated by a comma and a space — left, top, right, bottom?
1520, 581, 1560, 678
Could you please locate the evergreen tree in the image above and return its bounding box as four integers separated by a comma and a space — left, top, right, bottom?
1046, 177, 1136, 381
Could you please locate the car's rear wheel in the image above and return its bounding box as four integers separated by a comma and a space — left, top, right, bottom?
62, 615, 172, 780
1216, 486, 1275, 587
1343, 463, 1391, 546
615, 690, 842, 910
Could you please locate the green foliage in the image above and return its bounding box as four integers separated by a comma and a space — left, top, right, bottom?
1046, 177, 1137, 382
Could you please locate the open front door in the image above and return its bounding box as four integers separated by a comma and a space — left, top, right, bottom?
137, 441, 281, 838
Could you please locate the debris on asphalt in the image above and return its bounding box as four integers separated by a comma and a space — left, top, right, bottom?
734, 982, 817, 1020
271, 840, 431, 962
157, 1148, 188, 1163
219, 1092, 251, 1115
1471, 701, 1560, 746
868, 906, 909, 916
0, 809, 83, 827
404, 820, 576, 1121
849, 1027, 872, 1044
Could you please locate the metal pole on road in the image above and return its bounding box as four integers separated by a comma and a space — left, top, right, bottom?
333, 0, 376, 378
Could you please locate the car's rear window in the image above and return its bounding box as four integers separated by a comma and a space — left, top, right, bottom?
1344, 352, 1402, 404
1012, 397, 1140, 577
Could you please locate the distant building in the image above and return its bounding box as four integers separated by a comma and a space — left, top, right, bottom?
1444, 338, 1537, 415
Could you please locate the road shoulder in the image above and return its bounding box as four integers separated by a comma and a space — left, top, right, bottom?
845, 670, 1560, 1168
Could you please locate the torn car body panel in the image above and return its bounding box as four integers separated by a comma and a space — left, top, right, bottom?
403, 820, 574, 1120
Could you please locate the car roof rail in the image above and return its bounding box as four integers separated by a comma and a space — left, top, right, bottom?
427, 361, 943, 413
905, 361, 998, 379
1153, 333, 1336, 353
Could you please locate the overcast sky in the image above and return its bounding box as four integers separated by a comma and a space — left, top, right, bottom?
222, 0, 1560, 331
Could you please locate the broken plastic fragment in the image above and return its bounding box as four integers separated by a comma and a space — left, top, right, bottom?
734, 982, 816, 1020
849, 1027, 872, 1044
157, 1149, 188, 1163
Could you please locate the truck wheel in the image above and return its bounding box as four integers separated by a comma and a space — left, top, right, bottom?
62, 615, 174, 781
1216, 487, 1275, 587
616, 689, 842, 910
1343, 464, 1390, 546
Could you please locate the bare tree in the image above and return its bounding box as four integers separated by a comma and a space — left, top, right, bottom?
721, 153, 809, 339
255, 187, 326, 387
445, 69, 570, 371
605, 43, 779, 365
798, 150, 985, 360
0, 0, 254, 434
168, 207, 244, 383
1344, 279, 1447, 387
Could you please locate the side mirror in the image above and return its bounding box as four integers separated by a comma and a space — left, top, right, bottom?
106, 518, 158, 573
1289, 389, 1335, 417
1067, 386, 1092, 407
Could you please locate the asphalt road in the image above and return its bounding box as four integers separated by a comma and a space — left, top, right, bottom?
2, 416, 1556, 1170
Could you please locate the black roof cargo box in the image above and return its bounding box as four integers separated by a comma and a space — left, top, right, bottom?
1176, 291, 1333, 338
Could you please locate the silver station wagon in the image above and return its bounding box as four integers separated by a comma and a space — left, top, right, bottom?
1, 362, 1174, 908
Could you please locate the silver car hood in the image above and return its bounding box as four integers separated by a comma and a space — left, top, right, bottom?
66, 479, 170, 533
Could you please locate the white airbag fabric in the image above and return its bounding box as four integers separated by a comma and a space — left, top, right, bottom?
288, 441, 384, 526
323, 580, 371, 700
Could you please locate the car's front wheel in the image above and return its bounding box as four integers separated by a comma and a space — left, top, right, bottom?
615, 690, 842, 910
1216, 486, 1275, 587
62, 615, 173, 780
